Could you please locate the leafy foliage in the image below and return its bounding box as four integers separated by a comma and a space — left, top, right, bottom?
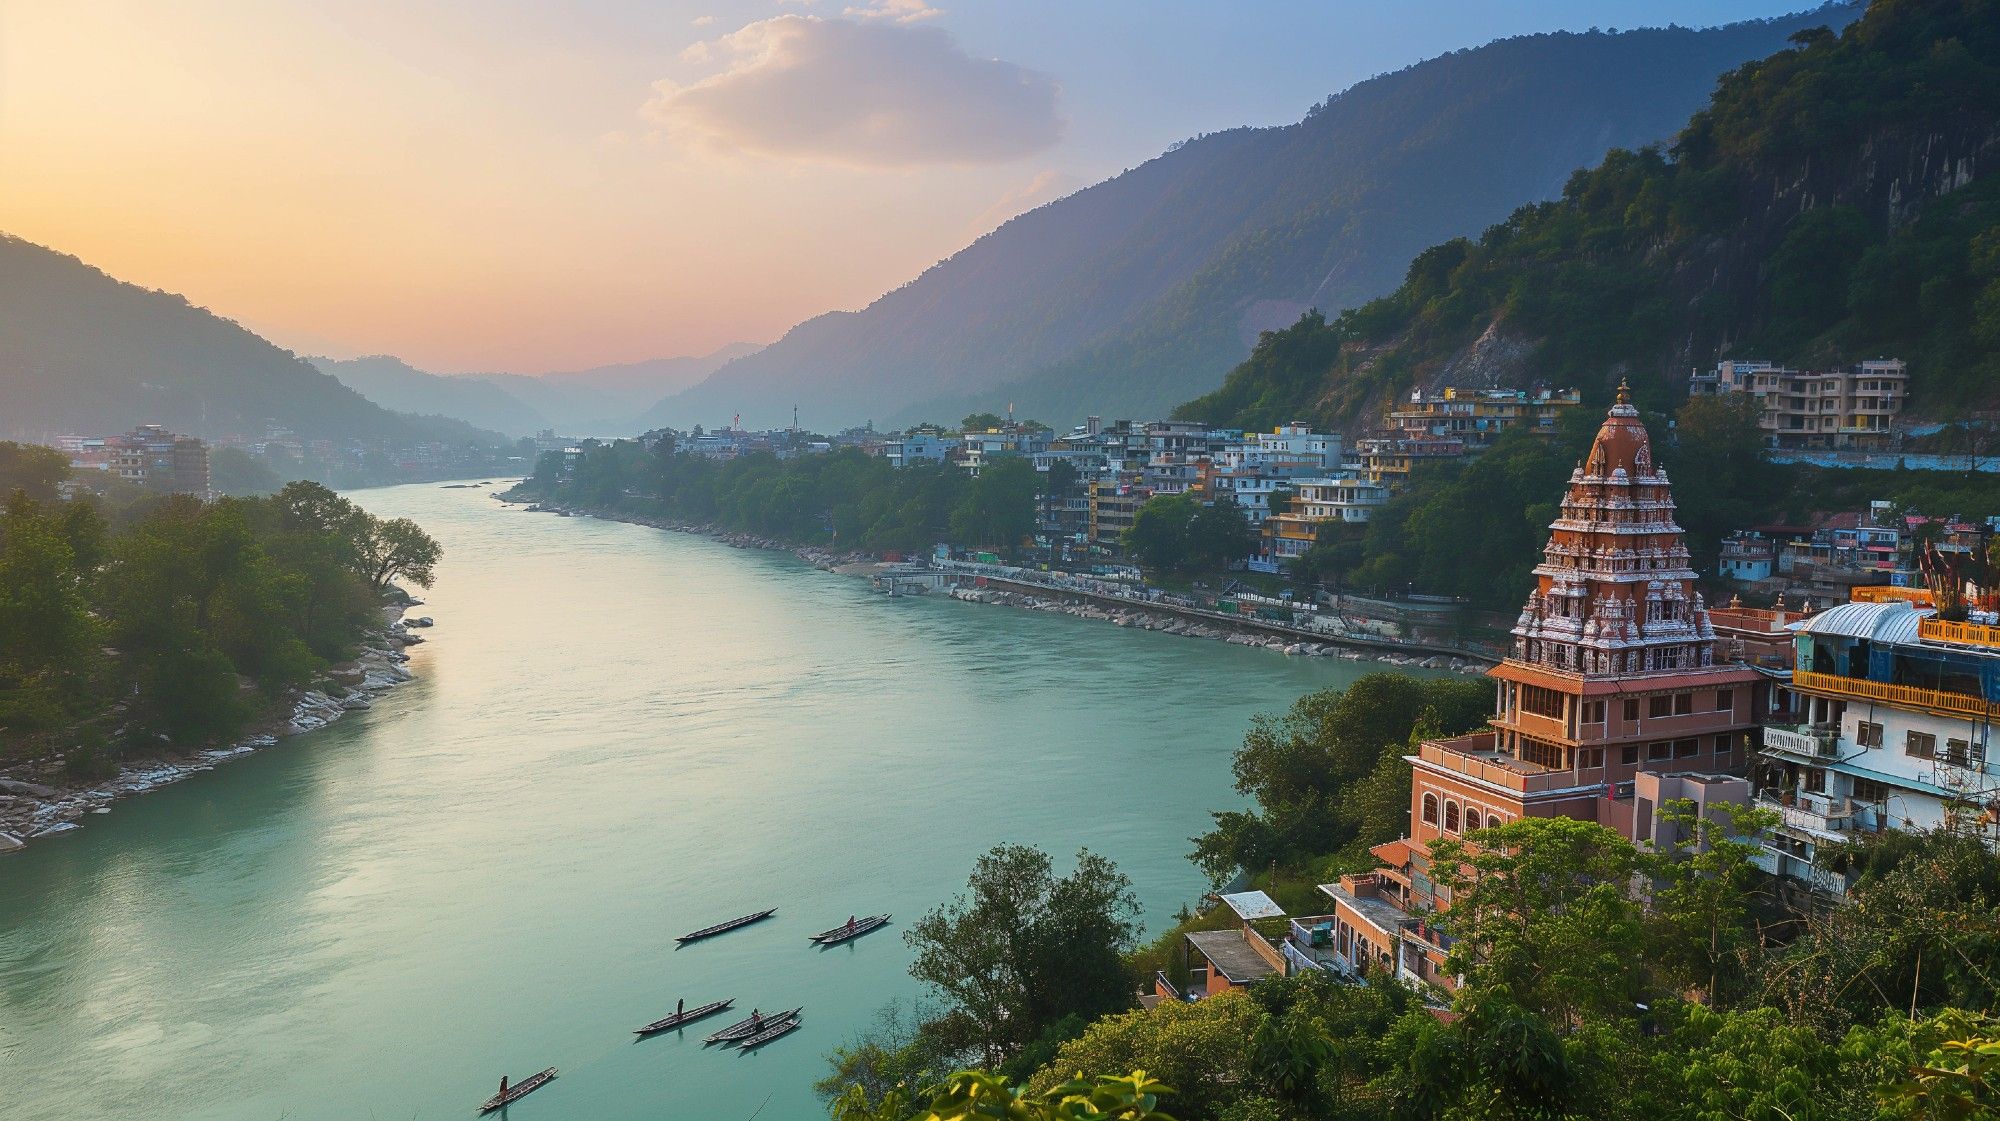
1123, 495, 1254, 576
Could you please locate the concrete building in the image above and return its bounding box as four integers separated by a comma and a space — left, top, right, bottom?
1687, 359, 1907, 450
103, 424, 210, 498
1758, 600, 2000, 893
884, 432, 960, 468
1258, 475, 1390, 566
1388, 386, 1582, 448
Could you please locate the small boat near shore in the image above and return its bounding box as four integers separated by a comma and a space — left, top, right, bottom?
676, 908, 776, 944
810, 914, 891, 946
479, 1067, 556, 1113
704, 1006, 801, 1046
737, 1016, 802, 1052
635, 998, 733, 1036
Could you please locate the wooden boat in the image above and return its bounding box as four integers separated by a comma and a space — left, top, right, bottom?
810, 914, 891, 945
479, 1067, 556, 1113
704, 1006, 801, 1046
737, 1016, 802, 1052
635, 998, 733, 1036
675, 908, 775, 944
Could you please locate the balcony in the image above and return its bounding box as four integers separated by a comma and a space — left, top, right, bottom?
1761, 723, 1839, 759
1756, 792, 1857, 835
1416, 733, 1576, 793
1919, 617, 2000, 651
1791, 670, 1995, 720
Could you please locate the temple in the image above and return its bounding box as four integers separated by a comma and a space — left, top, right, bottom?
1321, 384, 1766, 989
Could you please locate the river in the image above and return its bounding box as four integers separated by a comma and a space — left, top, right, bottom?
0, 482, 1408, 1121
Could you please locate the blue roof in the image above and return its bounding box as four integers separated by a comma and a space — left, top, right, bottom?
1792, 601, 1928, 644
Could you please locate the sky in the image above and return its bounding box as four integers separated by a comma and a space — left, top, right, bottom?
0, 0, 1825, 374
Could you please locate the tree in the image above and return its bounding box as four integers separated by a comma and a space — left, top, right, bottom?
1431, 817, 1647, 1026
1123, 495, 1253, 574
961, 413, 1006, 432
831, 1070, 1175, 1121
1028, 991, 1263, 1120
1644, 798, 1780, 1007
353, 516, 442, 591
905, 845, 1140, 1065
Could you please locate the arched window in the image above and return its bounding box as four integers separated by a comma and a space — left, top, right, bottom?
1421, 793, 1438, 825
1464, 809, 1482, 832
1443, 800, 1461, 834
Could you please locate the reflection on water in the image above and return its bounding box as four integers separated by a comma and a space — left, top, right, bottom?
0, 483, 1407, 1120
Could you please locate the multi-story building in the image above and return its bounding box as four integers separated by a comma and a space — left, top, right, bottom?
1258, 475, 1390, 568
1352, 434, 1466, 484
1757, 600, 2000, 893
884, 432, 960, 468
1387, 386, 1582, 448
1687, 358, 1907, 450
958, 425, 1052, 476
1329, 385, 1768, 984
102, 424, 210, 497
1087, 477, 1150, 552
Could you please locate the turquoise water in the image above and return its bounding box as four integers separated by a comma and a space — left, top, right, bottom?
0, 483, 1396, 1121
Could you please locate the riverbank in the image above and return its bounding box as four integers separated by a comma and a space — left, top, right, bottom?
507, 497, 1497, 669
0, 601, 429, 855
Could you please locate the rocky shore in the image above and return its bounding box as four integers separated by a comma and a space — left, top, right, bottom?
945, 586, 1486, 674
0, 602, 429, 856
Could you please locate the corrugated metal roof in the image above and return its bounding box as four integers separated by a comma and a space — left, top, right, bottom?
1218, 890, 1286, 921
1791, 600, 1929, 643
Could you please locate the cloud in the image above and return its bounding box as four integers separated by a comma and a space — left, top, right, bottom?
690, 14, 716, 26
844, 0, 941, 23
644, 15, 1061, 168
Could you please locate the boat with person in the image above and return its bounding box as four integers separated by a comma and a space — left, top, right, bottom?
479, 1067, 556, 1113
675, 908, 776, 944
634, 998, 733, 1036
737, 1015, 802, 1052
703, 1006, 801, 1046
809, 914, 891, 946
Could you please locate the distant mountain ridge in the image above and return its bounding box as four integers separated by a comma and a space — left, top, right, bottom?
1176, 0, 2000, 432
651, 4, 1861, 432
313, 343, 760, 437
0, 235, 488, 444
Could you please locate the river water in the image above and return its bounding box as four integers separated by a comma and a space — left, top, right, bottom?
0, 483, 1401, 1121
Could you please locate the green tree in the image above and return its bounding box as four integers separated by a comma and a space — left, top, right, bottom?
354, 516, 442, 591
1644, 798, 1780, 1007
1028, 991, 1263, 1120
960, 413, 1006, 432
905, 844, 1140, 1065
1431, 817, 1647, 1026
831, 1070, 1175, 1121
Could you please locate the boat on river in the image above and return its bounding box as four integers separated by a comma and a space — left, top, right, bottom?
737, 1016, 802, 1052
675, 908, 775, 944
635, 998, 733, 1036
704, 1006, 801, 1046
479, 1067, 556, 1113
810, 914, 891, 945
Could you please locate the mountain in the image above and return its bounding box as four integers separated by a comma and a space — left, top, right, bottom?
311, 355, 551, 437
0, 235, 482, 444
650, 4, 1863, 432
1177, 0, 2000, 431
491, 343, 762, 435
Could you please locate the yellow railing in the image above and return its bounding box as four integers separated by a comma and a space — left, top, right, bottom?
1919, 618, 2000, 650
1851, 586, 1931, 605
1791, 670, 1994, 719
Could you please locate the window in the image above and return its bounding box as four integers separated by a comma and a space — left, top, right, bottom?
1858, 721, 1883, 748
1715, 689, 1734, 712
1805, 768, 1827, 793
1714, 734, 1734, 761
1675, 738, 1699, 758
1648, 741, 1672, 761
1944, 739, 1972, 766
1674, 692, 1694, 716
1852, 777, 1890, 803
1421, 793, 1438, 825
1519, 684, 1565, 718
1521, 739, 1565, 770
1906, 731, 1936, 760
1649, 696, 1674, 719
1464, 809, 1482, 831
1623, 699, 1640, 722
1444, 801, 1461, 833
1622, 745, 1640, 765
1583, 700, 1606, 724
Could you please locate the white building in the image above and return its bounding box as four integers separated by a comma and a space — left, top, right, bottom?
1757, 600, 2000, 893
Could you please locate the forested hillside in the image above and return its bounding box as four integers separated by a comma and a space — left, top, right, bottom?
654, 6, 1859, 431
312, 355, 550, 438
1180, 0, 2000, 431
0, 236, 477, 443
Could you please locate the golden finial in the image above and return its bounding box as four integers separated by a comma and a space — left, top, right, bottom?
1615, 378, 1632, 406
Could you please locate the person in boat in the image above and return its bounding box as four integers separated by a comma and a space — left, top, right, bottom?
750, 1009, 762, 1032
677, 998, 684, 1019
847, 915, 857, 936
498, 1075, 509, 1100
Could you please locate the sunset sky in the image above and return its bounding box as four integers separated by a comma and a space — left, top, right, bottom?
0, 1, 1813, 373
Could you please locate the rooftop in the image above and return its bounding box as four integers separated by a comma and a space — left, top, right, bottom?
1218, 890, 1286, 922
1185, 929, 1280, 985
1790, 600, 1929, 644
1318, 881, 1413, 937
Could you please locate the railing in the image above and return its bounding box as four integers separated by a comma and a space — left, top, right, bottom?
1154, 971, 1189, 1002
1757, 792, 1856, 834
1762, 724, 1839, 759
1418, 734, 1577, 793
1919, 617, 2000, 651
1791, 670, 1995, 719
